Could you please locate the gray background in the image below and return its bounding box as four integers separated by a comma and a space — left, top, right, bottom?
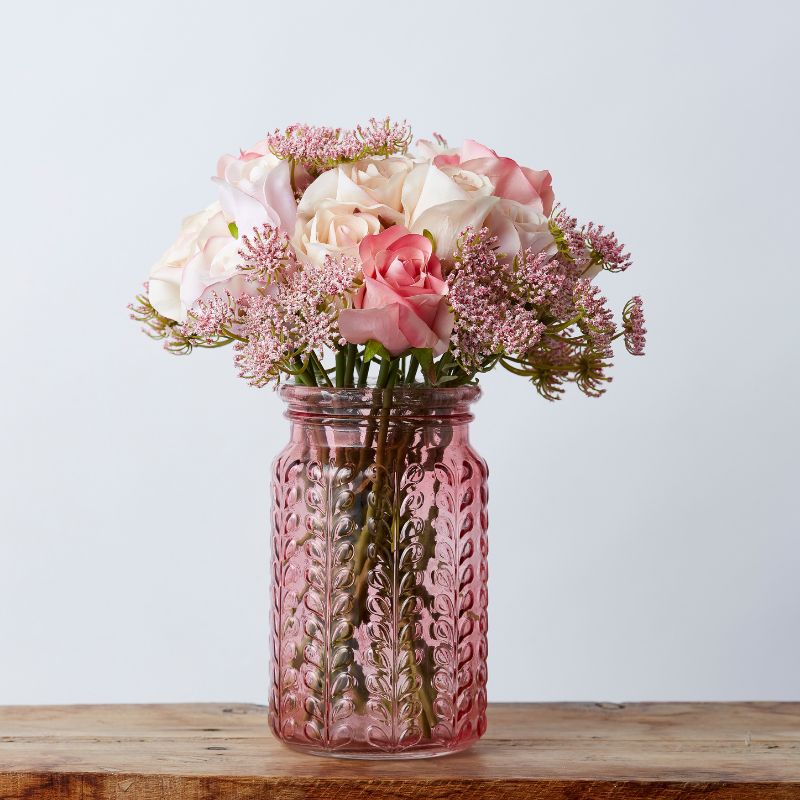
1, 0, 798, 704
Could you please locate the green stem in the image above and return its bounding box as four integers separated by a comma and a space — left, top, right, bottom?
335, 349, 346, 388
344, 344, 357, 388
309, 352, 332, 386
405, 356, 419, 386
218, 326, 247, 343
499, 358, 537, 377
375, 358, 392, 389
293, 355, 316, 386
357, 357, 371, 387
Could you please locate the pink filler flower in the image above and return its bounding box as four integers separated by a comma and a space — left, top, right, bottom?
338, 225, 453, 356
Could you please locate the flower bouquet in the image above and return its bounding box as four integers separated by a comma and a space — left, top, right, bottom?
131, 118, 645, 758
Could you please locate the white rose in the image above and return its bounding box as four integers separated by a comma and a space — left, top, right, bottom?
402, 161, 498, 261
179, 211, 253, 312
213, 145, 296, 239
292, 157, 412, 265
148, 203, 221, 322
414, 138, 459, 162
485, 199, 556, 258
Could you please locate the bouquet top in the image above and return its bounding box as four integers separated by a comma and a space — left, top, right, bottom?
131, 119, 645, 397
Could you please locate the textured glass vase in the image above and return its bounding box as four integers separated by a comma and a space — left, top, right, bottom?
269, 385, 488, 759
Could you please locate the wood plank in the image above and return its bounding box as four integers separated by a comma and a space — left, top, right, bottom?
0, 702, 798, 799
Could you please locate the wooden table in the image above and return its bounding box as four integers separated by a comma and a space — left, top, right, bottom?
0, 703, 798, 798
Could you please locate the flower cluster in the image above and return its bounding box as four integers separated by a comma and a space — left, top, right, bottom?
132, 120, 646, 397
265, 117, 411, 174
238, 224, 298, 284
446, 227, 626, 397
550, 208, 632, 276
623, 296, 647, 356
447, 229, 546, 367
234, 253, 360, 386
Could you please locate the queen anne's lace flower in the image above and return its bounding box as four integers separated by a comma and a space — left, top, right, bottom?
238, 224, 298, 284
623, 296, 647, 356
234, 254, 359, 387
266, 118, 411, 173
447, 228, 546, 367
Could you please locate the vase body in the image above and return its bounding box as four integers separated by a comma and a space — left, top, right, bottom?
269, 385, 488, 759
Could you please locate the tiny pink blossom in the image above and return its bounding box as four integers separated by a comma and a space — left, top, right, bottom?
238, 224, 298, 284
623, 296, 647, 355
265, 118, 411, 172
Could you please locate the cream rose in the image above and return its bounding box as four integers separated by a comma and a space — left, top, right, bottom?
148, 203, 220, 322
401, 161, 498, 260
292, 156, 413, 265
147, 141, 299, 322
485, 199, 556, 258
178, 211, 255, 312
214, 142, 296, 239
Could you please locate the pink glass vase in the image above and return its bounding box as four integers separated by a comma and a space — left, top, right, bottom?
269, 385, 488, 759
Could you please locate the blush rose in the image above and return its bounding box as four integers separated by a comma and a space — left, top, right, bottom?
435, 139, 555, 216
338, 225, 453, 356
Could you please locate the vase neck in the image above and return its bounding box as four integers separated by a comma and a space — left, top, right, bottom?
279, 385, 480, 427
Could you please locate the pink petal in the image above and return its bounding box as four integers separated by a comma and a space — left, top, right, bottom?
263, 160, 298, 233
338, 305, 411, 355
361, 277, 404, 310
432, 153, 461, 168
358, 225, 409, 267
404, 293, 443, 329
521, 167, 554, 216
461, 139, 498, 160
461, 156, 541, 209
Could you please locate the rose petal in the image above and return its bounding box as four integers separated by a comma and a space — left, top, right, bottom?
402, 163, 474, 226
521, 166, 554, 216
262, 160, 297, 233
148, 276, 185, 323
410, 196, 498, 260
213, 178, 276, 236
358, 224, 410, 266
461, 139, 497, 160
338, 304, 411, 356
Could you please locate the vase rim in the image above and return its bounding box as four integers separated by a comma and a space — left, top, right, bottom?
278, 383, 481, 421
279, 383, 480, 400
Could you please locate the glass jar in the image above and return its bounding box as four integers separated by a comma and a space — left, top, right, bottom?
268, 385, 488, 759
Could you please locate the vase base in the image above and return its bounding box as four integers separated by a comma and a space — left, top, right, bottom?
277, 739, 477, 760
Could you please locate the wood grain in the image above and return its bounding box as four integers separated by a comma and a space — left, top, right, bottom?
0, 702, 798, 799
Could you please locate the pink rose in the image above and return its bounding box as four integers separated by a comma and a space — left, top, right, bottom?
338, 225, 453, 356
435, 139, 554, 216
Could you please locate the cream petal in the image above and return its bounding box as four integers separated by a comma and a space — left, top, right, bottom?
334, 169, 382, 207
148, 276, 185, 323
410, 196, 498, 260
297, 168, 340, 217
403, 163, 474, 226
213, 179, 275, 237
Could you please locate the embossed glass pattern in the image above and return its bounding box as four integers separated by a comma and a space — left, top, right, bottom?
269, 385, 488, 759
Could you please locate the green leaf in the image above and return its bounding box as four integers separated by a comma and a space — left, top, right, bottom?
422, 229, 436, 249
228, 221, 239, 239
363, 339, 391, 362
409, 347, 433, 370
410, 347, 435, 383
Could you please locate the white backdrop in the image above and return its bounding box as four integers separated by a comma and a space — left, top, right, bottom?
1, 0, 798, 705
